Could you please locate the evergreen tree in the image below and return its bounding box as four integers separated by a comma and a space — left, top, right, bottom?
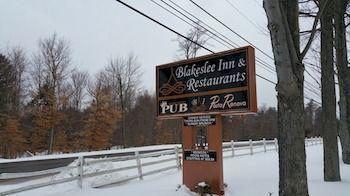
0, 53, 26, 158
0, 54, 16, 114
29, 83, 64, 153
0, 118, 26, 158
83, 84, 120, 151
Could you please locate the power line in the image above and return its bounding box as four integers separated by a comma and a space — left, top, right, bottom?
115, 0, 275, 85
156, 0, 277, 78
167, 0, 239, 48
158, 0, 277, 75
304, 96, 322, 105
150, 0, 231, 49
223, 0, 267, 34
173, 0, 280, 75
305, 67, 321, 88
215, 0, 320, 95
188, 0, 275, 61
187, 0, 321, 100
115, 0, 215, 54
114, 0, 321, 105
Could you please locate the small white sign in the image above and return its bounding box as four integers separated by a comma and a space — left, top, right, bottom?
184, 115, 216, 126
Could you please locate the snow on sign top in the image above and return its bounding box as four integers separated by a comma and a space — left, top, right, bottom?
156, 46, 257, 119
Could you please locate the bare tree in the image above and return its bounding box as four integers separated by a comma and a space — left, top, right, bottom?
70, 70, 89, 110
30, 54, 45, 97
87, 71, 111, 107
299, 0, 350, 166
105, 53, 142, 147
175, 21, 209, 60
31, 33, 72, 154
106, 54, 141, 110
33, 33, 71, 104
263, 0, 325, 195
7, 46, 28, 112
320, 0, 341, 181
334, 0, 350, 164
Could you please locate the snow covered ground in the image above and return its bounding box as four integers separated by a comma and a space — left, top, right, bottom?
0, 142, 350, 196
0, 141, 254, 163
1, 143, 349, 196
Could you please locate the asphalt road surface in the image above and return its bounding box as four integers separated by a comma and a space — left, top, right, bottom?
0, 148, 173, 174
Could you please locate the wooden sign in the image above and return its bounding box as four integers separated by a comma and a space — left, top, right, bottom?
156, 46, 257, 118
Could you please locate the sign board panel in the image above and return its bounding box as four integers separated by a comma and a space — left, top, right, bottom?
184, 150, 217, 162
156, 46, 257, 118
184, 115, 216, 126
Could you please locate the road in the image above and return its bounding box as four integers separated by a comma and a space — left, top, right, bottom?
0, 148, 173, 174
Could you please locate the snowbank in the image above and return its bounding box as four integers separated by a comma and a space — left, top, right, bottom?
2, 143, 348, 196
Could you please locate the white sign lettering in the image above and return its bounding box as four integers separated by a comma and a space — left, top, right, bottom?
209, 94, 247, 110
160, 101, 188, 114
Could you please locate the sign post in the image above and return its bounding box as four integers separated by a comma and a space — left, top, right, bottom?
182, 115, 224, 194
156, 46, 257, 195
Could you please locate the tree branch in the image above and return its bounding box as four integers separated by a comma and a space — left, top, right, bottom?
300, 28, 321, 35
300, 0, 329, 60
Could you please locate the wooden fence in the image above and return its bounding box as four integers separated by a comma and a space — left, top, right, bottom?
0, 137, 322, 196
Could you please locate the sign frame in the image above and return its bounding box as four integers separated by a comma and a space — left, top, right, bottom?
156, 46, 257, 119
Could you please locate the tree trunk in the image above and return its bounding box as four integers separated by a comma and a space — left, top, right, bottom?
264, 1, 309, 195
338, 86, 350, 163
334, 0, 350, 164
320, 0, 341, 181
119, 77, 127, 147
48, 126, 54, 154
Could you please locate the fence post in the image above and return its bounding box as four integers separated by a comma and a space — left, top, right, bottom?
77, 156, 84, 189
231, 140, 235, 157
249, 139, 253, 155
274, 138, 278, 151
263, 138, 266, 152
135, 151, 143, 180
174, 146, 181, 169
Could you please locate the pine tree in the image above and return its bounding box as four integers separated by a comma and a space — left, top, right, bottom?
0, 117, 26, 158
0, 53, 26, 158
83, 86, 120, 151
0, 54, 16, 114
29, 83, 63, 153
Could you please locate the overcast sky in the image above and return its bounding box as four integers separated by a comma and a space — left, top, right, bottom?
0, 0, 322, 108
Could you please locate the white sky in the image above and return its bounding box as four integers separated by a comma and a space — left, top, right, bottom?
0, 0, 322, 108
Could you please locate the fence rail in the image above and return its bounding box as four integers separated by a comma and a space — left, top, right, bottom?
0, 137, 322, 196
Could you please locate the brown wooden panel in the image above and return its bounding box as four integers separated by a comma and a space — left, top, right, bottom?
182, 115, 224, 195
